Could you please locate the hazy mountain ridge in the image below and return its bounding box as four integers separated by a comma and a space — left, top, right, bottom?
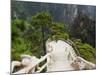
11, 1, 96, 47
11, 1, 96, 22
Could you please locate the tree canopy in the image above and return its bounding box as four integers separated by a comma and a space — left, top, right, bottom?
11, 12, 96, 64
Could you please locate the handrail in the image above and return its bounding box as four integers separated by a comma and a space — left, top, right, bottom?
12, 53, 51, 74
36, 62, 48, 73
66, 39, 80, 56
11, 61, 21, 73
12, 40, 96, 74
77, 56, 96, 69
30, 53, 51, 73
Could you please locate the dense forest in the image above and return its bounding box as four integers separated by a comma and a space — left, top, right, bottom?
11, 0, 96, 64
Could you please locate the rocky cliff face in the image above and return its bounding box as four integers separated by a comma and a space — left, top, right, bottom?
11, 1, 95, 23
11, 1, 96, 47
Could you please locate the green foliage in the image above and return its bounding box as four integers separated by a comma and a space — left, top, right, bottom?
31, 12, 54, 54
11, 12, 70, 61
12, 37, 33, 60
32, 12, 53, 29
50, 23, 65, 33
51, 32, 69, 41
11, 19, 33, 60
11, 12, 96, 65
73, 39, 96, 63
50, 23, 69, 41
12, 12, 53, 61
12, 19, 26, 32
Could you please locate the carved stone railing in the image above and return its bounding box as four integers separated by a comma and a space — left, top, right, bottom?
12, 53, 51, 74
12, 40, 96, 74
77, 56, 96, 69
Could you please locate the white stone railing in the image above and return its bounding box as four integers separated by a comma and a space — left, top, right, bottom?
77, 56, 96, 69
65, 47, 96, 70
64, 40, 96, 70
11, 61, 21, 73
12, 40, 96, 74
70, 56, 96, 70
12, 53, 51, 74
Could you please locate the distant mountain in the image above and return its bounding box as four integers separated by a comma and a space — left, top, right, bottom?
11, 0, 96, 47
11, 1, 95, 23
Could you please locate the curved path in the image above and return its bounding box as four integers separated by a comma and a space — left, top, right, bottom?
12, 40, 96, 74
46, 40, 76, 72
